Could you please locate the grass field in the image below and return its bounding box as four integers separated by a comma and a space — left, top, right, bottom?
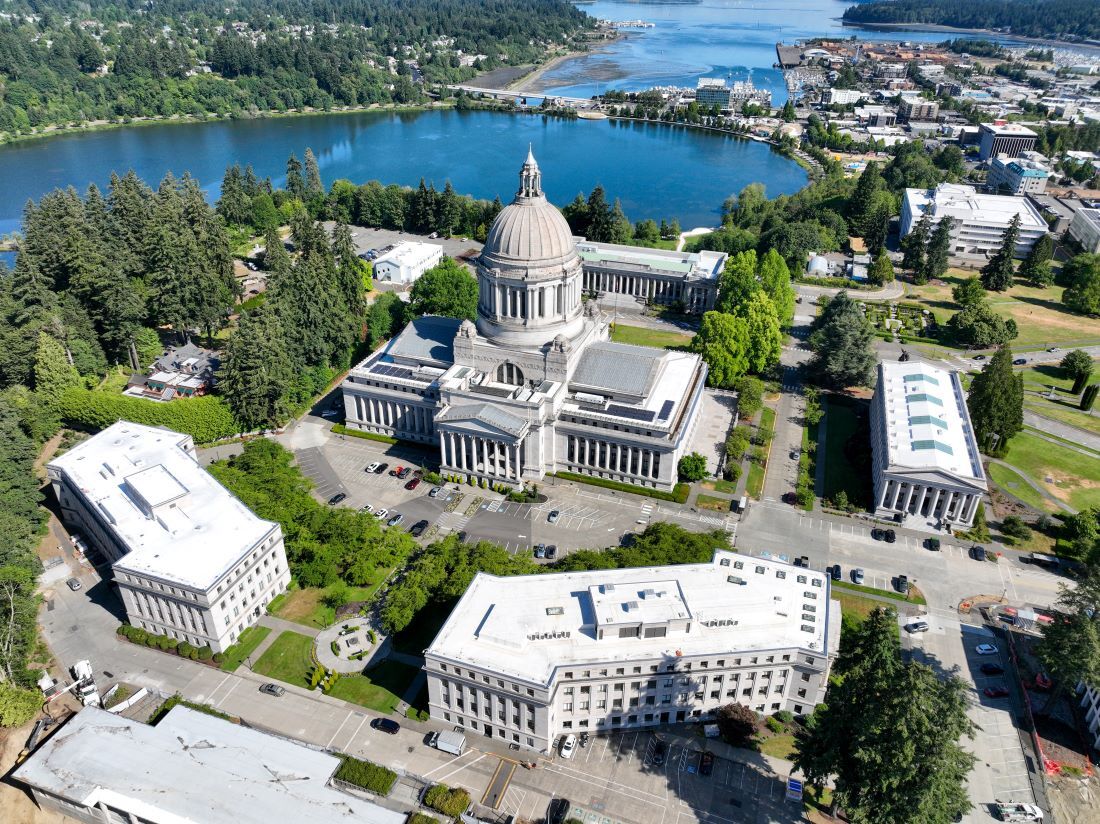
701, 479, 739, 494
696, 493, 732, 512
1001, 431, 1100, 511
904, 271, 1100, 348
1024, 396, 1100, 437
610, 323, 694, 350
219, 625, 272, 672
267, 579, 389, 629
1014, 361, 1100, 393
746, 462, 765, 498
758, 733, 797, 760
252, 631, 315, 688
988, 462, 1056, 513
832, 579, 927, 606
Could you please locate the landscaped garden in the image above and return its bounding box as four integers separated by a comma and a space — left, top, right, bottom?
218, 625, 272, 672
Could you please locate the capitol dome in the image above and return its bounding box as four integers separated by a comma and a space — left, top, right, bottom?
480, 148, 579, 271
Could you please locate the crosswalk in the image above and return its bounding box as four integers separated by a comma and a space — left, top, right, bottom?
435, 510, 471, 536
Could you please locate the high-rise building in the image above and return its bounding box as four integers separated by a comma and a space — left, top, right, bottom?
978, 122, 1038, 161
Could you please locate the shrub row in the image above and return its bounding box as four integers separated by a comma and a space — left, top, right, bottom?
59, 387, 238, 444
405, 706, 429, 721
331, 424, 398, 444
552, 472, 690, 504
117, 625, 220, 663
148, 693, 233, 726
334, 755, 397, 796
423, 784, 471, 818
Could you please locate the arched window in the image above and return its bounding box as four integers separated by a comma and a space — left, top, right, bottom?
495, 362, 525, 386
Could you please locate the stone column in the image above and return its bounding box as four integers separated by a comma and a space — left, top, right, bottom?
891, 480, 903, 510
903, 483, 918, 514
930, 488, 944, 519
878, 481, 892, 510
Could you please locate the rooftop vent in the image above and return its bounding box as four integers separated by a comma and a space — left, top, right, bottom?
726, 575, 746, 585
625, 600, 639, 611
546, 607, 564, 616
604, 584, 616, 593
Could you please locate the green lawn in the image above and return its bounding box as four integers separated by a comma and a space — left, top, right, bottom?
1001, 431, 1100, 512
610, 323, 694, 350
219, 625, 272, 672
267, 578, 390, 629
1014, 360, 1099, 393
988, 462, 1056, 513
1024, 396, 1100, 437
252, 630, 315, 688
696, 493, 732, 512
758, 733, 797, 760
701, 479, 739, 494
746, 462, 765, 498
820, 397, 873, 509
832, 579, 927, 607
328, 660, 419, 714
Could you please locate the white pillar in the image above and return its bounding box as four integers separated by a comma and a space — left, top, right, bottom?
878, 481, 892, 510
931, 488, 944, 518
890, 480, 903, 510
505, 442, 512, 478
904, 483, 917, 513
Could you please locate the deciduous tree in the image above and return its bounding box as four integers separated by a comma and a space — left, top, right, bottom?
408, 258, 478, 321
1063, 253, 1100, 316
951, 275, 986, 308
691, 311, 750, 388
1036, 558, 1100, 715
1061, 349, 1094, 394
677, 452, 708, 481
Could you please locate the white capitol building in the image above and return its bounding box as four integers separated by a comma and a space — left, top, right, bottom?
341, 151, 708, 491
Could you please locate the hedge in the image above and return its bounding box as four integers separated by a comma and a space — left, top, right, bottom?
552, 472, 690, 504
59, 387, 238, 444
423, 784, 471, 818
148, 693, 233, 726
407, 814, 437, 824
334, 755, 398, 796
117, 625, 214, 661
331, 424, 398, 445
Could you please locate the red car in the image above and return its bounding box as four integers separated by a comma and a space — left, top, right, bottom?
984, 685, 1009, 698
404, 477, 421, 491
388, 465, 404, 477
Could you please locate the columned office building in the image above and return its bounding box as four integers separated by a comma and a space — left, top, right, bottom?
870, 360, 988, 527
341, 151, 708, 491
424, 552, 840, 753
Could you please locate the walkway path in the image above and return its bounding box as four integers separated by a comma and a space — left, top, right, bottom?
259, 614, 321, 638
1023, 410, 1100, 454
987, 458, 1076, 515
796, 280, 904, 303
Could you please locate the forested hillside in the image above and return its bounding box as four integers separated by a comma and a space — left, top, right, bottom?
0, 0, 593, 136
842, 0, 1100, 41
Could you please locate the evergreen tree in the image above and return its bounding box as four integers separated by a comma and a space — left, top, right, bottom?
1019, 233, 1054, 287
901, 211, 931, 275
808, 291, 876, 388
1062, 253, 1100, 316
980, 214, 1021, 292
780, 99, 796, 122
181, 175, 238, 339
848, 161, 883, 235
1060, 349, 1094, 394
438, 181, 463, 237
286, 153, 305, 200
920, 216, 953, 282
869, 250, 894, 286
331, 222, 366, 320
219, 305, 294, 432
33, 332, 81, 405
145, 174, 195, 339
609, 199, 633, 244
561, 192, 590, 236
303, 147, 324, 200
217, 164, 253, 228
863, 202, 891, 255
967, 346, 1023, 452
1036, 561, 1100, 716
262, 228, 293, 291
586, 185, 613, 242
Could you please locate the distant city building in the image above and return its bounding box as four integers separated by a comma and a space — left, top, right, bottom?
14, 705, 405, 824
1068, 208, 1100, 253
987, 154, 1051, 195
47, 421, 290, 652
341, 151, 708, 493
577, 240, 725, 314
900, 183, 1048, 257
424, 551, 841, 753
898, 98, 939, 123
871, 360, 988, 528
371, 240, 444, 285
854, 105, 896, 127
695, 77, 771, 110
827, 88, 866, 106
874, 62, 908, 79
978, 122, 1038, 161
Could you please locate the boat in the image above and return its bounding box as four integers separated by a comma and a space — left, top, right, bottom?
577, 110, 608, 120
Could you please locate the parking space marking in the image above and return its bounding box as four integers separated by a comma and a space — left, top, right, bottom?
422, 749, 483, 780
341, 713, 368, 752
326, 710, 354, 749
212, 676, 241, 708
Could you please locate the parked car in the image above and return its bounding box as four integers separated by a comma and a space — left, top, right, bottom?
984, 685, 1010, 698
545, 545, 558, 560
428, 486, 442, 498
359, 504, 374, 515
1013, 358, 1027, 366
388, 466, 404, 477
374, 463, 389, 474
699, 751, 715, 776
884, 529, 896, 543
926, 538, 941, 551
365, 462, 381, 473
894, 574, 909, 594
370, 718, 400, 735
652, 739, 668, 766
397, 467, 413, 479
548, 510, 560, 524
830, 564, 841, 581
404, 477, 421, 491
560, 734, 577, 759
975, 643, 999, 655
972, 354, 986, 361
547, 798, 571, 824
1047, 347, 1059, 353
387, 513, 404, 527
374, 508, 389, 521
327, 492, 347, 506
534, 545, 546, 559
409, 519, 429, 537
852, 568, 865, 585
66, 577, 82, 592
259, 683, 285, 697
789, 450, 799, 460
905, 620, 930, 633
970, 545, 987, 561
871, 528, 884, 541
980, 663, 1005, 675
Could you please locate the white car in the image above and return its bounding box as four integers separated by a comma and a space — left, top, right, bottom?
366, 462, 381, 473
905, 620, 930, 634
975, 643, 999, 656
559, 733, 577, 759
359, 504, 374, 515
374, 508, 389, 521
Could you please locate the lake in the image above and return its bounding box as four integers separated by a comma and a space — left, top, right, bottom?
0, 109, 807, 237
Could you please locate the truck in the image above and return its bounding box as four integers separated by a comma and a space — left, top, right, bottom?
1026, 553, 1059, 570
994, 801, 1043, 822
428, 729, 466, 756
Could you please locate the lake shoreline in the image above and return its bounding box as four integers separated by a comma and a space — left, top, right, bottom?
840, 20, 1100, 52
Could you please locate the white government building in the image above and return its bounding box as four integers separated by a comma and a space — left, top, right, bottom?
577, 239, 724, 314
14, 705, 404, 824
370, 240, 444, 284
870, 360, 988, 528
424, 551, 840, 753
47, 421, 291, 652
900, 183, 1048, 257
341, 151, 708, 492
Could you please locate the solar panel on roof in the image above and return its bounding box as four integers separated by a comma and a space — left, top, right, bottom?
657, 400, 674, 420
606, 404, 656, 422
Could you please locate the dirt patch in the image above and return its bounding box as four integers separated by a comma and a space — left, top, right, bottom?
0, 717, 73, 824
1042, 475, 1100, 504
271, 588, 324, 625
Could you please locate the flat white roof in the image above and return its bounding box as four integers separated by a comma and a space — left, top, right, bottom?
981, 122, 1038, 137
904, 184, 1047, 232
575, 239, 726, 281
14, 706, 405, 824
877, 360, 986, 485
426, 551, 837, 684
48, 421, 277, 590
373, 240, 442, 267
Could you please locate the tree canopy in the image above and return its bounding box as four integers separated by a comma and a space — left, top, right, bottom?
966, 346, 1023, 453
808, 292, 876, 389
1062, 254, 1100, 316
408, 257, 479, 321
